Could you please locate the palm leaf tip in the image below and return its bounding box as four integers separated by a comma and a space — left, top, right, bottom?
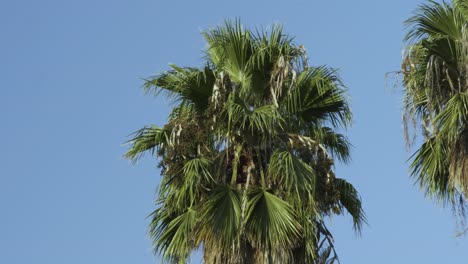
124, 125, 168, 162
335, 178, 367, 234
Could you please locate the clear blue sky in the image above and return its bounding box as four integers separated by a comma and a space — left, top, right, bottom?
2, 0, 468, 263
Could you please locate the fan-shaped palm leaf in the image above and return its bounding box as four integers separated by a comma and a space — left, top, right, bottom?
334, 178, 367, 233
200, 185, 242, 257
124, 125, 169, 161
284, 66, 351, 128
144, 65, 215, 112
245, 188, 302, 251
268, 149, 316, 195
149, 207, 198, 263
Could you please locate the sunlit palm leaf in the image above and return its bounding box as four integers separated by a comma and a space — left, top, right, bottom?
245, 188, 301, 250
410, 136, 452, 201
150, 207, 198, 263
203, 19, 253, 89
225, 93, 283, 135
143, 65, 215, 111
284, 66, 351, 128
171, 157, 214, 206
309, 127, 351, 163
268, 149, 316, 195
200, 185, 241, 255
335, 178, 367, 233
124, 125, 169, 161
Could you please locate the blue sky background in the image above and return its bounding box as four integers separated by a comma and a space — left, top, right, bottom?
2, 0, 468, 263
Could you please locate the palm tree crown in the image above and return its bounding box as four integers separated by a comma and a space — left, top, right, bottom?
402, 0, 468, 211
126, 21, 365, 264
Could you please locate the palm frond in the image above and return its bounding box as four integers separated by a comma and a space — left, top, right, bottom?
245, 188, 302, 251
124, 125, 169, 162
225, 93, 283, 135
284, 66, 351, 128
405, 1, 464, 42
409, 136, 452, 202
309, 127, 352, 163
435, 92, 468, 139
149, 207, 198, 263
268, 149, 316, 195
334, 178, 367, 233
200, 185, 242, 255
172, 157, 214, 206
291, 214, 319, 264
203, 19, 253, 88
144, 65, 215, 112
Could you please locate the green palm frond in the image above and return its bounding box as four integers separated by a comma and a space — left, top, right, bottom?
124, 125, 169, 161
253, 24, 297, 68
315, 219, 340, 264
149, 207, 198, 264
171, 157, 214, 206
268, 149, 316, 195
224, 93, 283, 135
410, 136, 452, 201
291, 212, 320, 264
435, 92, 468, 138
200, 185, 241, 254
250, 24, 298, 97
203, 19, 253, 88
405, 1, 465, 42
144, 65, 215, 112
310, 127, 351, 163
454, 0, 468, 14
403, 0, 467, 118
245, 188, 302, 251
334, 178, 367, 233
284, 66, 351, 128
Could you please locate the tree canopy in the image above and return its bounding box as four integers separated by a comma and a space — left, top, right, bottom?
402, 0, 468, 214
125, 21, 365, 263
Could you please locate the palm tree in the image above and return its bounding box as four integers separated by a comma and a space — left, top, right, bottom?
125, 21, 365, 264
402, 0, 468, 211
